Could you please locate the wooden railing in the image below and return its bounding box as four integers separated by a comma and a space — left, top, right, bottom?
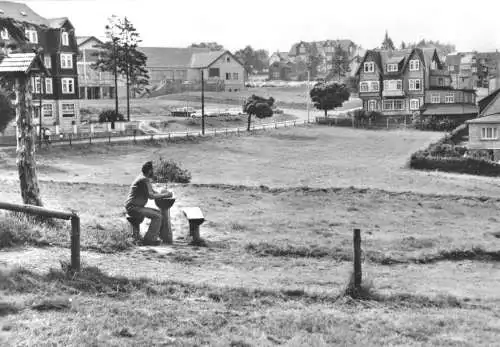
0, 201, 80, 272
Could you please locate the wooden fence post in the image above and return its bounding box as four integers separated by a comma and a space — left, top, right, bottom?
69, 134, 72, 146
353, 228, 362, 290
71, 215, 81, 272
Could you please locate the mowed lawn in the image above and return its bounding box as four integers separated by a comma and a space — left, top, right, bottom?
2, 125, 500, 196
2, 126, 500, 346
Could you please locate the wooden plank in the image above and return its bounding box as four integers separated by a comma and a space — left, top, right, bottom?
0, 201, 75, 220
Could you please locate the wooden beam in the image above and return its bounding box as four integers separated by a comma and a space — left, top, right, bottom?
0, 201, 75, 220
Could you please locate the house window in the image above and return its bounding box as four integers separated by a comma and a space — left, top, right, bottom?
62, 103, 75, 117
43, 104, 53, 117
61, 54, 73, 69
1, 28, 8, 40
61, 31, 69, 46
410, 99, 420, 110
225, 73, 231, 80
431, 94, 440, 103
368, 100, 376, 111
272, 71, 280, 79
387, 64, 398, 72
383, 100, 404, 111
448, 65, 455, 72
409, 79, 421, 90
209, 68, 220, 77
299, 46, 306, 54
383, 100, 393, 110
370, 81, 379, 91
384, 80, 402, 90
45, 78, 53, 94
438, 77, 443, 86
409, 60, 420, 71
445, 94, 455, 103
364, 62, 375, 73
62, 78, 74, 94
44, 56, 51, 68
25, 29, 38, 43
481, 127, 498, 140
30, 77, 40, 93
394, 100, 403, 110
232, 72, 238, 80
226, 57, 231, 63
472, 66, 477, 73
359, 82, 369, 92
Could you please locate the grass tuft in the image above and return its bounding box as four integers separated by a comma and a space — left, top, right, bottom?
245, 242, 351, 261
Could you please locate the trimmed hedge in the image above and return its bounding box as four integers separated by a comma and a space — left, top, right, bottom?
409, 123, 500, 176
410, 155, 500, 177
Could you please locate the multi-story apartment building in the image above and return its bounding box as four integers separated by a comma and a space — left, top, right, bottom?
356, 47, 477, 119
0, 1, 80, 132
77, 36, 115, 100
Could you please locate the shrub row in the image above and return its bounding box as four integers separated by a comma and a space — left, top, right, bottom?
410, 155, 500, 177
409, 123, 500, 176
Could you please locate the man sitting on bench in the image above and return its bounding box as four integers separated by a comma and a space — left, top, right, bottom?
125, 161, 172, 245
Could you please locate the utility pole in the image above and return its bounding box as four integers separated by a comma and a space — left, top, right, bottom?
38, 74, 42, 149
201, 69, 205, 135
307, 70, 310, 123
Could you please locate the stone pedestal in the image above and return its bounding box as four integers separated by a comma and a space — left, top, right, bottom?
155, 198, 175, 244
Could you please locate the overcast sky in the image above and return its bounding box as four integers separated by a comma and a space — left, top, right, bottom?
22, 0, 500, 53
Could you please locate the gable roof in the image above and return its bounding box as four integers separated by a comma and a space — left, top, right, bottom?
139, 47, 210, 68
190, 51, 226, 68
445, 54, 462, 66
478, 88, 500, 115
76, 35, 103, 47
47, 17, 70, 29
467, 114, 500, 124
0, 1, 47, 26
0, 53, 49, 75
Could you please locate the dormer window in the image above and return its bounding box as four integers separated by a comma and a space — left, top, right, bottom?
226, 56, 230, 63
409, 59, 420, 71
20, 11, 27, 16
364, 62, 375, 73
61, 31, 69, 46
387, 64, 398, 72
1, 28, 8, 40
25, 29, 38, 44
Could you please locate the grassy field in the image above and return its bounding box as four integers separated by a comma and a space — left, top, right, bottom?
1, 126, 500, 346
80, 86, 362, 123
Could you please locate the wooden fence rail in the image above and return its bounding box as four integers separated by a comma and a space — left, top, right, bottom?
0, 201, 80, 272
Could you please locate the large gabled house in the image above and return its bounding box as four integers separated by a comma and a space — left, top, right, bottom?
356, 47, 477, 120
139, 47, 246, 93
76, 35, 115, 100
0, 1, 80, 132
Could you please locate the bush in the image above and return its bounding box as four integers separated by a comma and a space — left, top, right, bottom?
98, 110, 125, 123
153, 157, 192, 183
0, 89, 15, 133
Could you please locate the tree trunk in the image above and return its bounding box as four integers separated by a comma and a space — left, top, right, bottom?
247, 114, 251, 132
16, 76, 43, 206
125, 46, 130, 122
324, 109, 327, 118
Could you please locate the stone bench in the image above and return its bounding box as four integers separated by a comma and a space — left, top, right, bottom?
182, 207, 205, 246
126, 215, 143, 240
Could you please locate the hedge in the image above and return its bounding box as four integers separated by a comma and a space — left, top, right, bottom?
409, 123, 500, 176
410, 154, 500, 177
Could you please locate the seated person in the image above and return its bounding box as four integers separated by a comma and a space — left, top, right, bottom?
125, 161, 172, 245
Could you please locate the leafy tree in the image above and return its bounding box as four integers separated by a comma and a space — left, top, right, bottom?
92, 16, 150, 123
381, 30, 395, 50
235, 46, 269, 73
0, 89, 15, 133
310, 82, 350, 117
400, 41, 406, 49
243, 95, 274, 131
329, 44, 351, 82
403, 39, 456, 56
306, 53, 322, 79
190, 42, 224, 51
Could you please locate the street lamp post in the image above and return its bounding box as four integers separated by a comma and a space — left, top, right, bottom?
307, 70, 310, 123
201, 69, 205, 135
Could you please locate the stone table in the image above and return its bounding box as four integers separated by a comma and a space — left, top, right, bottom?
154, 197, 176, 244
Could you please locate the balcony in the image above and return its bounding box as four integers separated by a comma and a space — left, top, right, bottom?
382, 89, 405, 97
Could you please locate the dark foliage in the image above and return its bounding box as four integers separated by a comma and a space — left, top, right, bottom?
98, 110, 125, 123
153, 157, 192, 184
0, 89, 15, 133
310, 82, 350, 117
243, 94, 274, 131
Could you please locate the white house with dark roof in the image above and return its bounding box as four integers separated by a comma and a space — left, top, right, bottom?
139, 47, 246, 92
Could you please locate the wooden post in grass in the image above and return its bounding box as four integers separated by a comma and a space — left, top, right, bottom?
353, 228, 362, 290
71, 215, 81, 271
